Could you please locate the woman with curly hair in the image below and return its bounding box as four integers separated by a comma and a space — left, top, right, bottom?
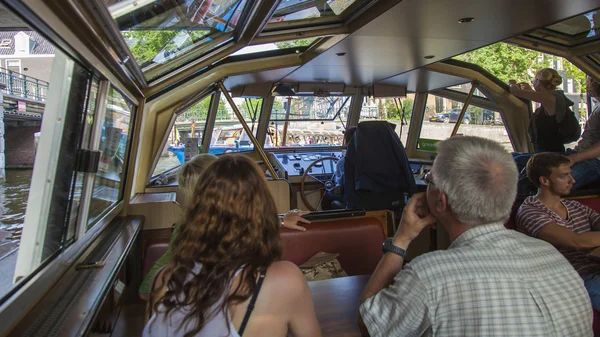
139, 154, 310, 299
143, 155, 321, 337
509, 68, 574, 153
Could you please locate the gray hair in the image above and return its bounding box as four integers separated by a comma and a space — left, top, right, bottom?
431, 136, 518, 226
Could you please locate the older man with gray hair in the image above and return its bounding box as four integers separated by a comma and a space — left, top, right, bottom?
358, 136, 592, 336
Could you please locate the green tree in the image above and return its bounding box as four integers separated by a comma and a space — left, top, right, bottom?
181, 96, 228, 121
455, 43, 550, 83
563, 58, 588, 118
122, 30, 209, 66
274, 38, 317, 49
383, 98, 413, 121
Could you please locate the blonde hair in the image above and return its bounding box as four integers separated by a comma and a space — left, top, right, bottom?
535, 68, 562, 90
177, 154, 218, 207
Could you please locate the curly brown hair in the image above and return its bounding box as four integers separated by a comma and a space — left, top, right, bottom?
153, 155, 282, 337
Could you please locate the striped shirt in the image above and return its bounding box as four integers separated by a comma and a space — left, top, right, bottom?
516, 196, 600, 276
359, 223, 592, 337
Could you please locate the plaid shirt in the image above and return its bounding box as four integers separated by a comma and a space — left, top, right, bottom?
360, 224, 592, 337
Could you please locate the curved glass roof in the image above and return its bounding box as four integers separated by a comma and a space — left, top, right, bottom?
107, 0, 250, 80
265, 0, 372, 31
525, 9, 600, 47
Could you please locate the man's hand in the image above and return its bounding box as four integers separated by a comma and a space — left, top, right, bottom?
393, 193, 437, 249
282, 210, 310, 231
568, 153, 581, 166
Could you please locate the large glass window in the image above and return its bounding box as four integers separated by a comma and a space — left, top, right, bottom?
5, 46, 96, 301
87, 87, 133, 227
454, 108, 513, 152
153, 95, 213, 177
207, 96, 263, 154
108, 0, 251, 80
267, 0, 369, 25
359, 94, 415, 146
264, 96, 349, 148
418, 94, 470, 150
66, 77, 100, 242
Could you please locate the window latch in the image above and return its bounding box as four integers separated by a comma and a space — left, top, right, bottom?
75, 149, 101, 173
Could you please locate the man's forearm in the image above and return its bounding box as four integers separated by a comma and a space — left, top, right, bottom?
571, 143, 600, 163
358, 253, 405, 337
359, 253, 404, 304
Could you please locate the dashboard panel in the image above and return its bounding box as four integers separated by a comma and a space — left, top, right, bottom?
274, 151, 343, 178
270, 150, 432, 185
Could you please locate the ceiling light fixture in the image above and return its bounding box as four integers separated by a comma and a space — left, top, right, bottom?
458, 17, 475, 24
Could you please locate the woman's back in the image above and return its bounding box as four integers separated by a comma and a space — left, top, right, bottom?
144, 261, 320, 337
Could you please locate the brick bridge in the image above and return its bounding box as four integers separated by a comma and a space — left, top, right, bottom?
0, 68, 48, 181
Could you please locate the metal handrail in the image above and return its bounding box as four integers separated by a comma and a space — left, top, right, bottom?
0, 67, 49, 102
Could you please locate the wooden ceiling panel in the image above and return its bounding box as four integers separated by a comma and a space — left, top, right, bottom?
380, 69, 469, 93
223, 66, 299, 90
282, 0, 600, 86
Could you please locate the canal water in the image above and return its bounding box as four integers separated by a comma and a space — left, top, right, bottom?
0, 169, 32, 240
0, 169, 31, 298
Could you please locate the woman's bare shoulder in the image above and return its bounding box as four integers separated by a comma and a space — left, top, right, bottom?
263, 261, 309, 296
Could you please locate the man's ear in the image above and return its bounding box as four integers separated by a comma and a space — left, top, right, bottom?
436, 191, 448, 213
539, 176, 550, 187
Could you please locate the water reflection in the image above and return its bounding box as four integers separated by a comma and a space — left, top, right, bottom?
0, 169, 32, 242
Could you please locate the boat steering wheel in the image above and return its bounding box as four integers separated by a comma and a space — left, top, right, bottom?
300, 156, 340, 211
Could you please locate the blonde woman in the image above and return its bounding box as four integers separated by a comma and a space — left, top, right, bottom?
139, 154, 309, 299
509, 68, 575, 153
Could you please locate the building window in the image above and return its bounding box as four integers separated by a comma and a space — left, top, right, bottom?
567, 79, 574, 94
5, 59, 21, 74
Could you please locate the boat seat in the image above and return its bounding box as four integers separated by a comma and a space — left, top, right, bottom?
280, 217, 385, 276
142, 216, 385, 278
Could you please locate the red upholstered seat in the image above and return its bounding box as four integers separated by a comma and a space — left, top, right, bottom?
280, 217, 386, 276
142, 217, 386, 279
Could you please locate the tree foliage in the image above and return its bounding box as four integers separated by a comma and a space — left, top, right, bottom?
180, 95, 228, 121
455, 43, 550, 83
122, 30, 209, 66
274, 38, 317, 49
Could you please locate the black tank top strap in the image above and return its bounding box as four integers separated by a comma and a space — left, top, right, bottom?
238, 269, 267, 336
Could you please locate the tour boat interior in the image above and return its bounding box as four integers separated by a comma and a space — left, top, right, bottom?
0, 0, 599, 336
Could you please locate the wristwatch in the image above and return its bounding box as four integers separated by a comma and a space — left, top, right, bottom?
382, 238, 407, 257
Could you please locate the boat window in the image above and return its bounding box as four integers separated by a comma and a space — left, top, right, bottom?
6, 53, 96, 300
418, 94, 470, 151
153, 95, 213, 177
266, 0, 370, 28
108, 0, 250, 80
264, 96, 348, 148
208, 96, 263, 154
231, 38, 318, 56
66, 77, 100, 243
87, 87, 134, 227
446, 83, 487, 99
524, 9, 600, 46
359, 94, 415, 147
454, 109, 513, 152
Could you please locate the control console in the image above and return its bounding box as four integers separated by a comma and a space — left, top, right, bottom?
273, 151, 343, 178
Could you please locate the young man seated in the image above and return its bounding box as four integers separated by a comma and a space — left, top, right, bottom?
516, 152, 600, 310
358, 136, 592, 336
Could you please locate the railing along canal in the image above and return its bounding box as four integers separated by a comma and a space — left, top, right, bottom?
0, 67, 48, 102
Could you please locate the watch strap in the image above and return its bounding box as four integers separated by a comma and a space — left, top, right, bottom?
382, 238, 407, 257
